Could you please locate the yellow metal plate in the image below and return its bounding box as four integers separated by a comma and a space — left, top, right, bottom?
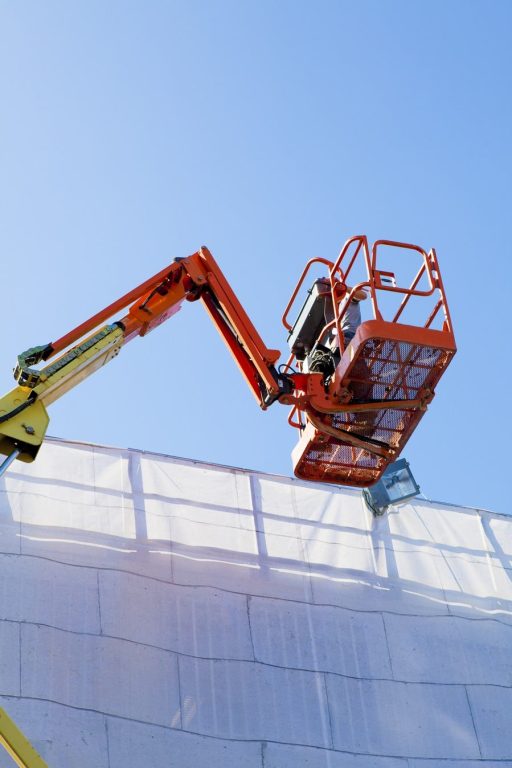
0, 707, 49, 768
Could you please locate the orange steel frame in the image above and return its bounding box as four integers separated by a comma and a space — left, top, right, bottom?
282, 236, 454, 356
42, 247, 282, 407
14, 235, 455, 487
282, 235, 456, 485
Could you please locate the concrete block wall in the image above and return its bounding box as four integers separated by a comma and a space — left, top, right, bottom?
0, 437, 511, 767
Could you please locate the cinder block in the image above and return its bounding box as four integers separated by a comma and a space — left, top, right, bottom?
0, 622, 20, 696
384, 614, 512, 685
0, 696, 109, 768
467, 685, 512, 759
99, 571, 253, 660
107, 717, 263, 768
0, 554, 100, 633
21, 624, 180, 726
264, 743, 407, 768
249, 597, 391, 679
178, 655, 331, 747
326, 675, 480, 758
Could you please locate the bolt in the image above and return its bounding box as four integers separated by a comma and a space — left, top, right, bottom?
22, 424, 35, 435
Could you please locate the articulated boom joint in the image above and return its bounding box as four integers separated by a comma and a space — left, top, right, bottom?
0, 236, 455, 489
15, 344, 54, 387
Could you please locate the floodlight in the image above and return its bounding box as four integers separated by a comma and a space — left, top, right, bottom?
363, 458, 420, 516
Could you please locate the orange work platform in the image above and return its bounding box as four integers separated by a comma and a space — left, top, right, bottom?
284, 237, 456, 487
1, 232, 455, 491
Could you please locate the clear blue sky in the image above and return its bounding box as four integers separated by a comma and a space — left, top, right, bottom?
1, 1, 510, 514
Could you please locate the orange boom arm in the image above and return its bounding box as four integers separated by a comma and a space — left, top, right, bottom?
0, 236, 456, 487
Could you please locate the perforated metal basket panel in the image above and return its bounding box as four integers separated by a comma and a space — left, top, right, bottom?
328, 408, 417, 449
293, 429, 386, 486
292, 338, 454, 487
355, 339, 452, 402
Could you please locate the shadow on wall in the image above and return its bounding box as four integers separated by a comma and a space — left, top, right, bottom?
0, 438, 511, 623
1, 439, 512, 766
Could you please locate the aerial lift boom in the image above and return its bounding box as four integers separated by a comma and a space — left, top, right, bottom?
0, 236, 456, 487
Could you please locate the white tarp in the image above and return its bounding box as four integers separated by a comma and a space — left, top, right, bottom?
0, 437, 511, 767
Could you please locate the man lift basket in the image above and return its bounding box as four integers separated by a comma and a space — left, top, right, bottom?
0, 235, 455, 487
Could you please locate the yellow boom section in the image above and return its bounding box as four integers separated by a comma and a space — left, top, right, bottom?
0, 324, 124, 463
0, 707, 49, 768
